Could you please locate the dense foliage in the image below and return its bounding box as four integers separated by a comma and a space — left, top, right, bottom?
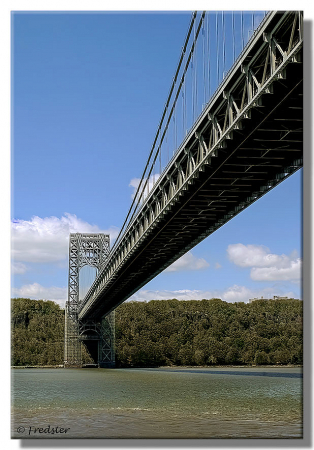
11, 297, 303, 367
115, 298, 303, 366
12, 298, 64, 366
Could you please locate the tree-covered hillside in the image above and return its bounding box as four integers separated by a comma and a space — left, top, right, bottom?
116, 298, 302, 366
12, 298, 64, 366
11, 297, 303, 367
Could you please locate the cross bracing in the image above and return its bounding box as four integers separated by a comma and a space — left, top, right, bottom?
65, 233, 115, 367
78, 11, 303, 321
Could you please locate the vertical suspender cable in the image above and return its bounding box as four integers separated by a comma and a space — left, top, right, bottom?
173, 106, 175, 155
205, 12, 208, 103
194, 19, 198, 121
183, 67, 186, 136
203, 15, 205, 108
159, 136, 161, 175
191, 52, 194, 123
181, 81, 184, 143
222, 11, 226, 78
208, 12, 211, 98
216, 11, 219, 85
241, 11, 244, 50
174, 105, 177, 153
232, 11, 235, 62
184, 63, 187, 135
192, 19, 195, 122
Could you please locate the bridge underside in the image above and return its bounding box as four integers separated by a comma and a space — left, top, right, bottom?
79, 12, 303, 321
64, 312, 115, 368
81, 64, 302, 319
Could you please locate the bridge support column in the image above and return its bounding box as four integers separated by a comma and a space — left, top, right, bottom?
64, 309, 82, 367
99, 311, 115, 368
64, 233, 110, 368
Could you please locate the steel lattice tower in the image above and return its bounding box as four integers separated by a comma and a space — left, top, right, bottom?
64, 233, 115, 367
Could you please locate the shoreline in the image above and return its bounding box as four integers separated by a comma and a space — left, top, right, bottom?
11, 364, 302, 369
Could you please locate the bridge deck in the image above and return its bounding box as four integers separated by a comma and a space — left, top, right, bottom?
78, 11, 303, 320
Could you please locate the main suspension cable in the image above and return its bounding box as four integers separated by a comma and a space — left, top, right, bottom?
121, 12, 206, 239
109, 11, 198, 254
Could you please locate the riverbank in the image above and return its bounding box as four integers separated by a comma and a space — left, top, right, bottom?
12, 365, 64, 369
11, 364, 302, 369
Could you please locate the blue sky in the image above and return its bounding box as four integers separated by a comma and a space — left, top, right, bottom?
11, 11, 302, 306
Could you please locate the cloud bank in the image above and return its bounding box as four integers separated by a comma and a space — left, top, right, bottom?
12, 283, 298, 308
129, 285, 298, 303
227, 243, 301, 282
12, 283, 67, 307
11, 213, 119, 265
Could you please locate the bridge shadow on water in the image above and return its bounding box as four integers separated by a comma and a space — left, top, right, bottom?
136, 368, 302, 379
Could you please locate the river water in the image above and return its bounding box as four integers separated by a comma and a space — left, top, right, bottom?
11, 366, 302, 439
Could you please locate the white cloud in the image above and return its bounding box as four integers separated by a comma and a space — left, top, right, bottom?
228, 243, 284, 268
11, 262, 28, 274
166, 252, 209, 272
227, 243, 301, 282
251, 260, 302, 281
12, 283, 67, 307
129, 178, 141, 199
221, 284, 298, 302
129, 173, 160, 200
129, 285, 299, 303
222, 285, 259, 303
130, 289, 213, 301
11, 213, 119, 264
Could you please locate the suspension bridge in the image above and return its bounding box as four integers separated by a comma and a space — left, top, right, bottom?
64, 10, 303, 367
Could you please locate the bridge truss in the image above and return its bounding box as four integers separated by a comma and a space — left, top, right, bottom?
78, 11, 303, 321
